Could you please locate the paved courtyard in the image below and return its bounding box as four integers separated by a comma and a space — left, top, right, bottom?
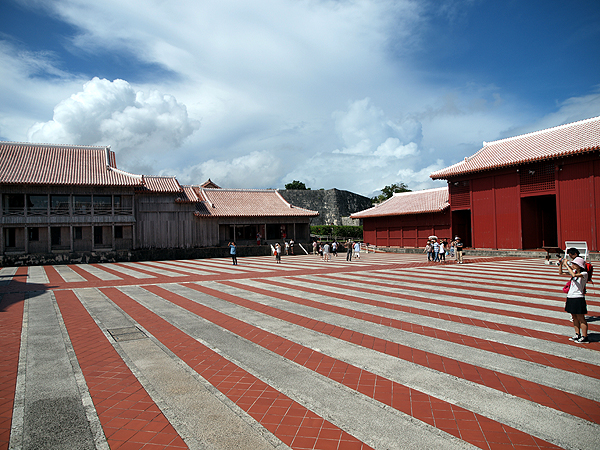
0, 252, 598, 450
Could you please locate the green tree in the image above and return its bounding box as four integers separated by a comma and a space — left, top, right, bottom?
371, 182, 411, 204
285, 180, 310, 190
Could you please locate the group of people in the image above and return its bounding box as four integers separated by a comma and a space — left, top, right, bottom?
424, 237, 464, 263
312, 240, 361, 261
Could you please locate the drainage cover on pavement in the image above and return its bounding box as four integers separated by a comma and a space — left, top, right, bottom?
107, 326, 148, 341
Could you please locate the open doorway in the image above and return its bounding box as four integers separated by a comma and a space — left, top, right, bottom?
521, 195, 557, 249
452, 210, 472, 247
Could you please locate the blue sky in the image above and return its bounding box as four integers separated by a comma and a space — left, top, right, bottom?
1, 0, 599, 197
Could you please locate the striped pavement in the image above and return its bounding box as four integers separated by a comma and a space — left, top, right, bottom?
0, 252, 598, 450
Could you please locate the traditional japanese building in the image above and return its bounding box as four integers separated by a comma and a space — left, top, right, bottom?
351, 187, 450, 247
430, 116, 600, 251
0, 142, 317, 263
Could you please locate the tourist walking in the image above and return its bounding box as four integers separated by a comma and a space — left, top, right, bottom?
439, 240, 446, 263
323, 242, 331, 262
228, 241, 238, 265
275, 243, 282, 263
559, 248, 589, 343
424, 240, 432, 261
454, 237, 464, 263
433, 239, 440, 262
346, 240, 353, 261
354, 241, 361, 259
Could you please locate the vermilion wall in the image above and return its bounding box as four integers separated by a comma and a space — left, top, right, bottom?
362, 211, 451, 248
557, 157, 598, 251
448, 153, 600, 251
470, 172, 521, 249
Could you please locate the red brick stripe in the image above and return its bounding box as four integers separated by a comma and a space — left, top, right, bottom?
100, 286, 373, 450
217, 280, 600, 425
258, 278, 600, 378
279, 276, 600, 350
0, 293, 24, 450
144, 283, 562, 450
54, 290, 187, 450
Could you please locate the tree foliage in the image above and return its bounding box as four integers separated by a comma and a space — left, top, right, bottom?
285, 180, 310, 190
371, 182, 411, 204
310, 225, 363, 239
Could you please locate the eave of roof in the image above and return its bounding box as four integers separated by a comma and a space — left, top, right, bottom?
136, 176, 183, 193
430, 116, 600, 180
351, 187, 449, 218
0, 141, 143, 187
193, 188, 319, 218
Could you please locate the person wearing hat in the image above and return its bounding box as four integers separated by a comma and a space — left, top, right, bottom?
454, 236, 464, 264
559, 248, 589, 344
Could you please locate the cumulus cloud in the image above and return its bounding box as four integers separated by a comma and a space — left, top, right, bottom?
177, 150, 283, 188
27, 77, 200, 172
3, 0, 599, 198
283, 98, 433, 196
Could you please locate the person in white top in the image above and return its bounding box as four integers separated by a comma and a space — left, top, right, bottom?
323, 243, 330, 262
559, 248, 589, 344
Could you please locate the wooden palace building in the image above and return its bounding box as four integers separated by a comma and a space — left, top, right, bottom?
0, 142, 317, 264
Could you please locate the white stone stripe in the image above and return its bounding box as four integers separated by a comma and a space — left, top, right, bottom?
149, 282, 600, 450
117, 262, 182, 277
161, 260, 221, 275
98, 264, 153, 279
26, 266, 49, 284
377, 270, 577, 299
73, 264, 122, 281
215, 279, 600, 401
0, 266, 18, 286
321, 272, 568, 311
258, 276, 599, 365
73, 288, 282, 450
116, 284, 476, 450
53, 265, 87, 283
296, 274, 572, 331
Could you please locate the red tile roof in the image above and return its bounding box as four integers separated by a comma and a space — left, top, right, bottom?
200, 178, 221, 189
0, 142, 143, 186
194, 188, 319, 218
351, 187, 449, 218
430, 116, 600, 179
138, 176, 182, 193
176, 185, 201, 203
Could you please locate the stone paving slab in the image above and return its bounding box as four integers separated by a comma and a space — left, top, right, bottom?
0, 252, 598, 450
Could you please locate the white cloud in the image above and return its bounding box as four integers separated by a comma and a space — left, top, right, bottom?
2, 0, 599, 198
27, 77, 200, 173
177, 150, 283, 189
506, 89, 600, 137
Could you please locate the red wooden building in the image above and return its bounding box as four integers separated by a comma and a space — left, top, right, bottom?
351, 187, 450, 248
430, 116, 600, 251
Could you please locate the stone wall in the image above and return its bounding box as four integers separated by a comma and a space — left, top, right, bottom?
278, 189, 372, 226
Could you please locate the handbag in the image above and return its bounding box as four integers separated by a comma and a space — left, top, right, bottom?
562, 279, 571, 293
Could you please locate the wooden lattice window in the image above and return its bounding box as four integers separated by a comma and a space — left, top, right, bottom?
450, 180, 470, 208
520, 163, 555, 193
